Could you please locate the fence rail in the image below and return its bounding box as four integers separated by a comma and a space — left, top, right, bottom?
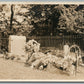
0, 35, 84, 52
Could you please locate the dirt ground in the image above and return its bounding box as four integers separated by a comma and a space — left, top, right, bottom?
0, 58, 84, 81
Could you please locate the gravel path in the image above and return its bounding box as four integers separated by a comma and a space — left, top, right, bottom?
0, 58, 84, 81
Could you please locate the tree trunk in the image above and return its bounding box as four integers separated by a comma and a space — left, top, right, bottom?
10, 5, 14, 31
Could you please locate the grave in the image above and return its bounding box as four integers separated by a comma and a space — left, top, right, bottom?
8, 35, 26, 56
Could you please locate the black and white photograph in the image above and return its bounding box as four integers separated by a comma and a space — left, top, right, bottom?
0, 2, 84, 81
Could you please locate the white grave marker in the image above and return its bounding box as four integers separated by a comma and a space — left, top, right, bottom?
8, 35, 26, 56
64, 44, 70, 58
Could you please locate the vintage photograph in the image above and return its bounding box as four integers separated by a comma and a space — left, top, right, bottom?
0, 2, 84, 81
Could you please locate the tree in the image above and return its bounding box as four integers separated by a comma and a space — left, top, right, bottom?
10, 4, 14, 31
29, 4, 84, 36
0, 4, 83, 36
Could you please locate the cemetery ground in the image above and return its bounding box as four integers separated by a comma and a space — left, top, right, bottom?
0, 55, 84, 80
0, 47, 84, 80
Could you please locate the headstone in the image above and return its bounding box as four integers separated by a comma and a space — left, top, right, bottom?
8, 35, 26, 56
64, 44, 70, 57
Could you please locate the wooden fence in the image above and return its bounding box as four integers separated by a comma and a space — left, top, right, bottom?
27, 35, 84, 50
0, 35, 84, 52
